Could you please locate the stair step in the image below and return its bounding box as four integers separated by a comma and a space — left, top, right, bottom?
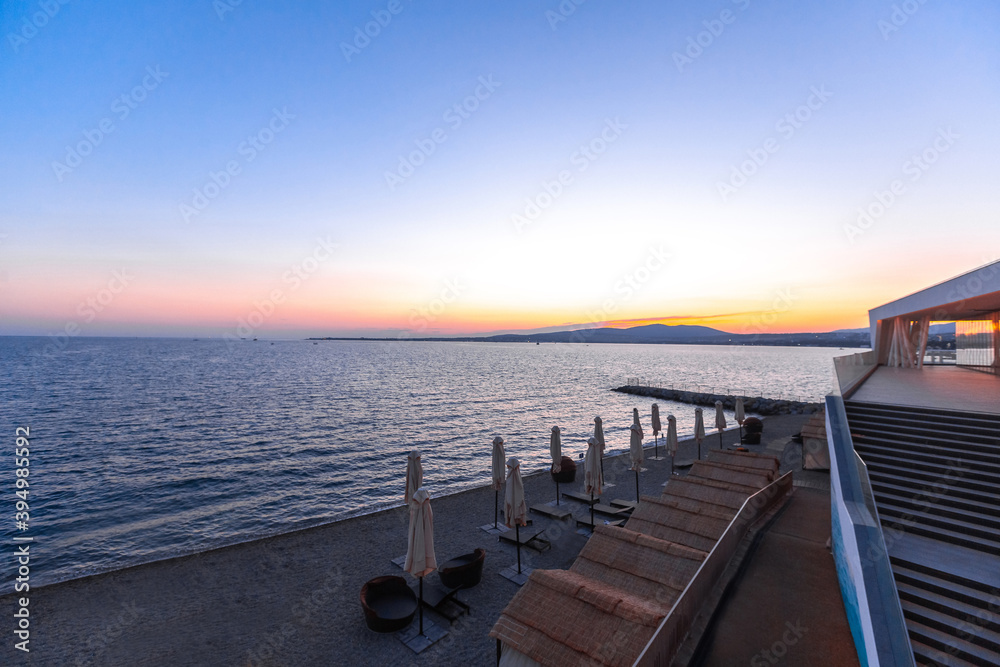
865, 467, 1000, 502
870, 480, 1000, 519
875, 492, 1000, 533
853, 433, 1000, 465
846, 413, 1000, 445
904, 617, 1000, 666
880, 513, 1000, 557
902, 600, 1000, 653
892, 562, 1000, 606
845, 402, 1000, 430
860, 453, 1000, 488
911, 638, 980, 667
854, 439, 1000, 473
869, 475, 1000, 520
896, 582, 1000, 635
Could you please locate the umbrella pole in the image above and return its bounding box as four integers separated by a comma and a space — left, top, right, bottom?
739, 425, 744, 445
635, 469, 640, 503
590, 489, 595, 528
654, 434, 658, 459
419, 575, 424, 635
556, 479, 560, 506
515, 524, 521, 574
494, 489, 498, 529
720, 430, 724, 450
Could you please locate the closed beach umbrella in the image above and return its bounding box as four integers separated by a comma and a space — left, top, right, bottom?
651, 403, 662, 458
405, 487, 436, 636
405, 450, 422, 507
549, 426, 562, 504
694, 408, 706, 460
584, 436, 603, 527
550, 426, 561, 473
632, 408, 644, 440
491, 437, 505, 529
629, 423, 644, 503
715, 401, 727, 450
505, 457, 528, 573
594, 416, 606, 478
666, 414, 678, 476
735, 398, 746, 445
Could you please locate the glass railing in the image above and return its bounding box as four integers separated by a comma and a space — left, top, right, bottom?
826, 395, 915, 666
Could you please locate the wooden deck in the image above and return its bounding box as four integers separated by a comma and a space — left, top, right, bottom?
851, 365, 1000, 415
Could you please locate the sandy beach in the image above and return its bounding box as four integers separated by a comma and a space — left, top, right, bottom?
2, 415, 810, 666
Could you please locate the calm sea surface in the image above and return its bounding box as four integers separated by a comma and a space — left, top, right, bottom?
0, 337, 856, 589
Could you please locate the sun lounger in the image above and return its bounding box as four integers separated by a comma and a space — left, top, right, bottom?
562, 491, 598, 505
499, 528, 550, 552
529, 503, 572, 520
409, 580, 469, 623
590, 503, 632, 517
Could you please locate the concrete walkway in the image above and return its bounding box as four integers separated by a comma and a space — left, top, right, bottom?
696, 484, 859, 666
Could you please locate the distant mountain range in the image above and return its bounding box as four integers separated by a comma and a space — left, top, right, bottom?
311, 322, 877, 347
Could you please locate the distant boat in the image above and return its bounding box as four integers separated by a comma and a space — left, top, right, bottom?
536, 342, 540, 345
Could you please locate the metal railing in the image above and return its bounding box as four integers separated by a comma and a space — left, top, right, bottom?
632, 472, 794, 666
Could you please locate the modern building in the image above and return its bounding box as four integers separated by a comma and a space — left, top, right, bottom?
827, 259, 1000, 666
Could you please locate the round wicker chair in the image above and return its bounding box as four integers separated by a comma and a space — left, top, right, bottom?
439, 548, 486, 589
360, 575, 417, 633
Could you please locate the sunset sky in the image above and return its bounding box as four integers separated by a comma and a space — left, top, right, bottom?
2, 0, 998, 339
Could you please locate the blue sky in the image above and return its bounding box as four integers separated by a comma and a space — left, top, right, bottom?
1, 0, 998, 338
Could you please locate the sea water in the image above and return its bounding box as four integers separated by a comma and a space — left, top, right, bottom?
0, 337, 854, 589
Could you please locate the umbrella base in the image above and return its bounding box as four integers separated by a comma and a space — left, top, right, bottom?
478, 523, 510, 535
397, 617, 448, 653
499, 564, 534, 586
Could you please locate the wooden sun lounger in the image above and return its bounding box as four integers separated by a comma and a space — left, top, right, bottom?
562, 491, 598, 505
575, 515, 626, 529
498, 528, 550, 552
590, 503, 632, 517
610, 499, 639, 510
529, 503, 572, 520
409, 580, 469, 623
